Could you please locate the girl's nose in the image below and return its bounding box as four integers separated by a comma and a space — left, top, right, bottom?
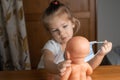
59, 29, 65, 36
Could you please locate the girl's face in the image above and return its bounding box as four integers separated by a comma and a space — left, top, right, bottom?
48, 14, 75, 45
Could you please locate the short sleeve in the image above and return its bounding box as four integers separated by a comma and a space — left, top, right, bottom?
37, 40, 64, 69
43, 40, 60, 55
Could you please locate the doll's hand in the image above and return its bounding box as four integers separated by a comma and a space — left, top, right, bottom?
57, 60, 71, 76
98, 40, 112, 56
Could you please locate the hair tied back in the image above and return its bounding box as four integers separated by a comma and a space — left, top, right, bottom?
52, 0, 59, 5
45, 0, 63, 15
51, 0, 60, 6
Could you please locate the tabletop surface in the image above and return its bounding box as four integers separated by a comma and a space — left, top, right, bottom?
91, 65, 120, 80
0, 65, 120, 80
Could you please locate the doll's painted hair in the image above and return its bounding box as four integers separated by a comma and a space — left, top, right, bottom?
42, 0, 80, 35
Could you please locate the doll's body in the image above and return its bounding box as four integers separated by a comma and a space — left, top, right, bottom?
61, 36, 93, 80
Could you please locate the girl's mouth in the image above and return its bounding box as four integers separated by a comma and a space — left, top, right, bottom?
62, 37, 67, 40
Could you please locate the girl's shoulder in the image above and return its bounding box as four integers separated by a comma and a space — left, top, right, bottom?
44, 39, 60, 48
43, 39, 61, 55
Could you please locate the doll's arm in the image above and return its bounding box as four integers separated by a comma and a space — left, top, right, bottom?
61, 66, 72, 80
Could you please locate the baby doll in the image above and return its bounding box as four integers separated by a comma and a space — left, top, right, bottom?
61, 36, 93, 80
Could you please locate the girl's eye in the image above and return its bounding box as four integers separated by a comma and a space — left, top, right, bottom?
51, 29, 58, 32
63, 25, 68, 28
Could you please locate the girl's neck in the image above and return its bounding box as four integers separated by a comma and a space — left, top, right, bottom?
61, 43, 66, 52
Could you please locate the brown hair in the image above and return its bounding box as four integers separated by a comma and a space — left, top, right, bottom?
41, 0, 80, 35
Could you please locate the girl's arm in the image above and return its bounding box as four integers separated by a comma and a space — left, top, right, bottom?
88, 51, 104, 70
43, 49, 59, 74
43, 49, 71, 74
88, 40, 112, 69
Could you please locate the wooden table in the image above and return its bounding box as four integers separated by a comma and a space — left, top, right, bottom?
91, 65, 120, 80
0, 65, 120, 80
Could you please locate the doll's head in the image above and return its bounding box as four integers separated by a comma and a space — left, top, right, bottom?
66, 36, 90, 60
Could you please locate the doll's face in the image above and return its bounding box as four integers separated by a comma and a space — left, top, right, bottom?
66, 36, 90, 59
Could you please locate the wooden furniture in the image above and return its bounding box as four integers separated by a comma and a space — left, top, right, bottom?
0, 65, 120, 80
92, 65, 120, 80
23, 0, 97, 69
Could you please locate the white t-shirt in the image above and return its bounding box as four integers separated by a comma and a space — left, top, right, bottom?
37, 39, 95, 69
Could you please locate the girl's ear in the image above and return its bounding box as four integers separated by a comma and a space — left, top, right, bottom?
72, 23, 75, 28
72, 22, 75, 28
65, 51, 71, 60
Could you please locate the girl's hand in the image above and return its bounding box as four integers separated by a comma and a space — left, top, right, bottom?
98, 40, 112, 56
57, 60, 71, 76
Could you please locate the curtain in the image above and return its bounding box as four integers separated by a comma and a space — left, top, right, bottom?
0, 0, 31, 70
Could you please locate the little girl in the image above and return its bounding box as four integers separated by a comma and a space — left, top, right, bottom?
38, 0, 112, 77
